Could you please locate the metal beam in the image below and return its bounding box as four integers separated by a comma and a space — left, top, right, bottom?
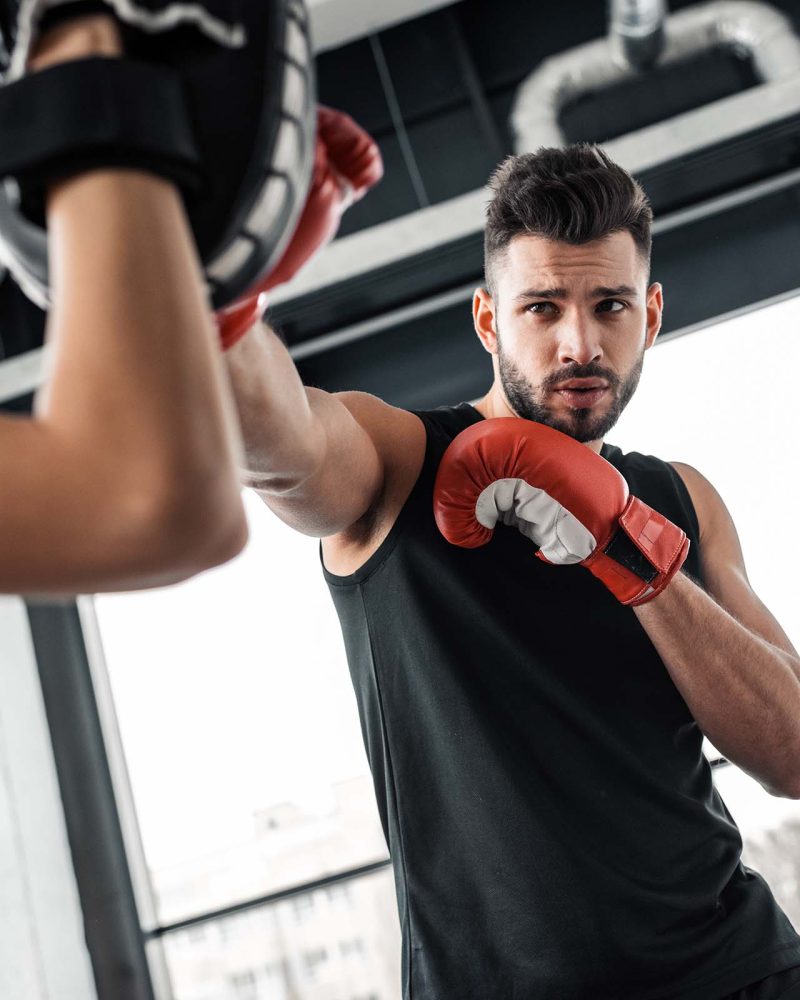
308, 0, 457, 53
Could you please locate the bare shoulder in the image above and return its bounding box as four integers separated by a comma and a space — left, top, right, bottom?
331, 391, 427, 484
667, 461, 715, 542
667, 459, 748, 583
333, 390, 425, 446
322, 392, 427, 575
668, 460, 798, 656
668, 461, 734, 549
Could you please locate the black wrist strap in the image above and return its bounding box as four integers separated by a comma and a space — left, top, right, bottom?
0, 56, 203, 213
604, 528, 659, 584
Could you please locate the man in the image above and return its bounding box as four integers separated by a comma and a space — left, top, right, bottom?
225, 145, 800, 998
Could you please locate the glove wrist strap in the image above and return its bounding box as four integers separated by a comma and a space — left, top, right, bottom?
584, 495, 690, 606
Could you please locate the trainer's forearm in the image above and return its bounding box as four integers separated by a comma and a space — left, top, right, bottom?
32, 18, 245, 545
2, 170, 248, 593
224, 321, 324, 490
0, 15, 248, 594
44, 170, 242, 490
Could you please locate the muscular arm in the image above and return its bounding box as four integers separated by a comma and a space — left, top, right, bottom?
633, 462, 800, 799
224, 319, 422, 537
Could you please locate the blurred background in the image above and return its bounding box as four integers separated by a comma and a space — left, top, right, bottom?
1, 0, 800, 998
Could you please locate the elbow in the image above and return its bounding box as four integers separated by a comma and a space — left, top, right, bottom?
132, 472, 249, 583
182, 498, 249, 573
781, 775, 800, 801
761, 769, 800, 801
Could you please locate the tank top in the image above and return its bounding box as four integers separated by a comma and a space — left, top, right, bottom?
322, 403, 800, 1000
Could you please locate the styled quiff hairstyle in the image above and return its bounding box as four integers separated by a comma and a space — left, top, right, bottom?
484, 144, 653, 296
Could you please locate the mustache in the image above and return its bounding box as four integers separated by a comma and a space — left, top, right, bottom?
540, 363, 621, 391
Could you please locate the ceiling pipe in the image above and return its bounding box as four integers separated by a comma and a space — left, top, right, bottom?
608, 0, 667, 71
512, 0, 800, 151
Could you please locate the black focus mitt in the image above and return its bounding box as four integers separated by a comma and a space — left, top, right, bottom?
0, 0, 316, 309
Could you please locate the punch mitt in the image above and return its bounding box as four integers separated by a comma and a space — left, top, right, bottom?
215, 104, 383, 350
0, 0, 316, 311
433, 418, 689, 607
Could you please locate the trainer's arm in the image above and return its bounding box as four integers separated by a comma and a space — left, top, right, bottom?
0, 14, 247, 597
634, 463, 800, 799
0, 169, 248, 595
225, 319, 413, 537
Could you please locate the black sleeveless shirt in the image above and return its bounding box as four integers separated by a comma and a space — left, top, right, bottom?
322, 403, 800, 1000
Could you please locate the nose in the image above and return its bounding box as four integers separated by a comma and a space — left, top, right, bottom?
556, 313, 603, 367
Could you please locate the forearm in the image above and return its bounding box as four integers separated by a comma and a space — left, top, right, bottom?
635, 572, 800, 797
43, 169, 243, 492
224, 321, 324, 490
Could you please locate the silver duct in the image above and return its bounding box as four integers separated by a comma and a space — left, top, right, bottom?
608, 0, 667, 71
512, 0, 800, 152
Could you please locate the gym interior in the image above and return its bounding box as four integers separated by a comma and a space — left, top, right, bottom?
1, 0, 799, 998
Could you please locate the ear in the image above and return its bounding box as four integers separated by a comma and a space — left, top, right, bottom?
644, 281, 663, 350
473, 287, 498, 355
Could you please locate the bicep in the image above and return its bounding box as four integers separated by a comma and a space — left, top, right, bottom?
670, 461, 798, 658
257, 390, 420, 538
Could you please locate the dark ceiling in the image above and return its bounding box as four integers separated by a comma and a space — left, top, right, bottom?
2, 0, 799, 412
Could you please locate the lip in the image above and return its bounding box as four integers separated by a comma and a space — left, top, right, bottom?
554, 385, 609, 409
554, 379, 608, 390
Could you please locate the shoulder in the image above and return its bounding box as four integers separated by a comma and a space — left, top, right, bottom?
666, 460, 750, 593
333, 390, 427, 492
667, 461, 798, 656
332, 391, 425, 450
667, 461, 727, 548
322, 393, 427, 570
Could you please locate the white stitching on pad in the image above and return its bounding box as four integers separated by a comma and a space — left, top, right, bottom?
9, 0, 246, 81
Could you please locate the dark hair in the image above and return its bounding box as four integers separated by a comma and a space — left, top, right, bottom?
484, 144, 652, 295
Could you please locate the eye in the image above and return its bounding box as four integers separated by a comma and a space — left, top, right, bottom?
597, 299, 626, 313
527, 301, 556, 314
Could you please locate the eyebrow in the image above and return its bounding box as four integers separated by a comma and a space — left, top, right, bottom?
515, 284, 638, 302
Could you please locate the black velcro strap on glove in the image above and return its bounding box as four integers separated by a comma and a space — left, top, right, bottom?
0, 56, 203, 206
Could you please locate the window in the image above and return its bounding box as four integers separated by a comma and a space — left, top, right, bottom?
230, 970, 258, 999
611, 294, 800, 921
302, 947, 328, 980
326, 882, 352, 907
292, 892, 316, 922
160, 869, 401, 999
612, 295, 799, 657
264, 959, 287, 979
340, 938, 365, 958
93, 489, 389, 925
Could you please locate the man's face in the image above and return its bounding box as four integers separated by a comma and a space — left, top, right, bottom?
474, 231, 662, 443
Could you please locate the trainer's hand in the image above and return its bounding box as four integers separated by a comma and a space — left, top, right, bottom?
433, 418, 689, 606
216, 105, 383, 350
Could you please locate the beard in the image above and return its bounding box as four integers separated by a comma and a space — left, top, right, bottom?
497, 343, 644, 444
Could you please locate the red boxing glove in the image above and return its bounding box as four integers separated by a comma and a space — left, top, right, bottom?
216, 105, 383, 350
433, 418, 689, 607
